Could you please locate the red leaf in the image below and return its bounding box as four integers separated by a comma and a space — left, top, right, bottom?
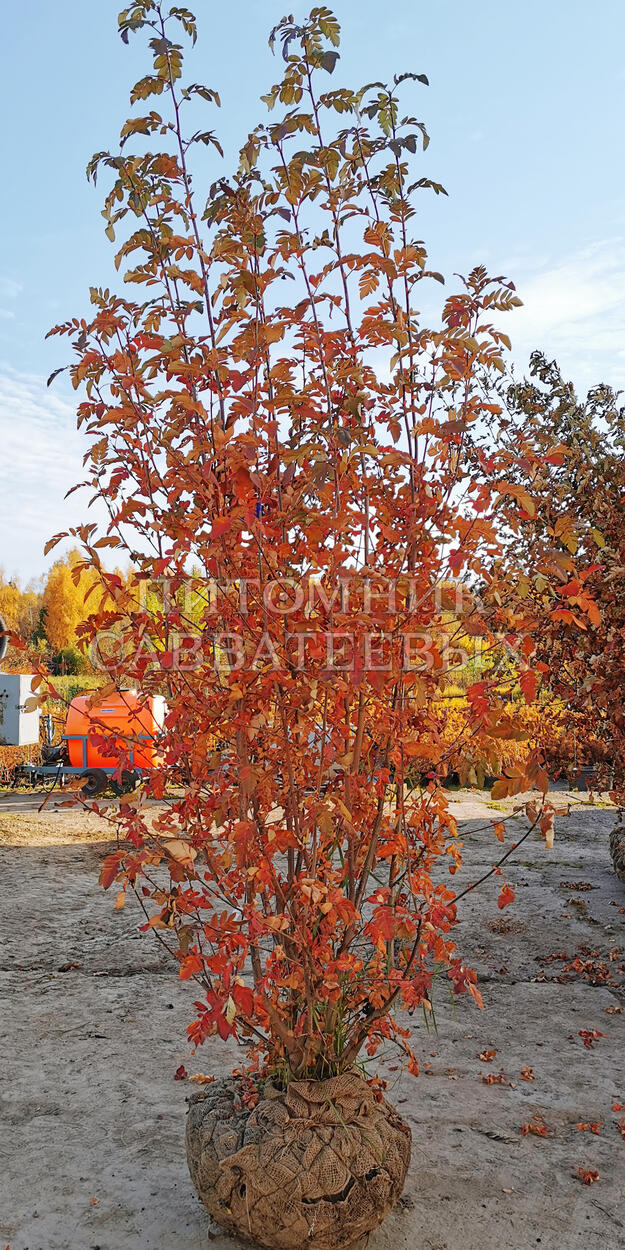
233, 983, 254, 1016
519, 669, 537, 702
497, 884, 515, 910
99, 851, 124, 891
578, 1029, 605, 1049
211, 517, 232, 539
576, 1167, 599, 1185
521, 1117, 551, 1137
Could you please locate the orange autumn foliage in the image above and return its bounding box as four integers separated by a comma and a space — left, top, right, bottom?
45, 4, 600, 1081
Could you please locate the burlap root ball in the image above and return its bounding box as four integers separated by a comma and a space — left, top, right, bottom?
610, 823, 625, 885
186, 1069, 411, 1250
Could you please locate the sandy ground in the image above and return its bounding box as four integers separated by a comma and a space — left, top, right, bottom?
0, 790, 624, 1250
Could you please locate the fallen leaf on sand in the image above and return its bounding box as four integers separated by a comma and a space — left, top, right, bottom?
498, 884, 515, 910
578, 1029, 605, 1049
576, 1167, 599, 1185
521, 1116, 551, 1138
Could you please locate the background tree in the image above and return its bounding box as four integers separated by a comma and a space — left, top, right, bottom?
503, 351, 625, 795
42, 549, 94, 652
0, 554, 109, 673
0, 571, 44, 673
0, 572, 42, 639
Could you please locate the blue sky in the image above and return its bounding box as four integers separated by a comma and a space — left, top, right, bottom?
2, 0, 625, 580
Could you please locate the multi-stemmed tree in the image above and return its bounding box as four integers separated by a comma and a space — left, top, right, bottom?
46, 3, 589, 1083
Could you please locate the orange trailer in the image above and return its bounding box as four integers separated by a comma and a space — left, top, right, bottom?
65, 690, 167, 772
17, 689, 168, 795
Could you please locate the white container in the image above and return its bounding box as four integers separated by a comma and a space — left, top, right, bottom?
0, 674, 40, 746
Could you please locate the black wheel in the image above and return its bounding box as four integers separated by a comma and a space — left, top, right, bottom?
79, 769, 108, 798
110, 769, 140, 797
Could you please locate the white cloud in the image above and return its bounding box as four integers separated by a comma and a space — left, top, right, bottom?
509, 238, 625, 394
0, 366, 97, 579
0, 277, 23, 300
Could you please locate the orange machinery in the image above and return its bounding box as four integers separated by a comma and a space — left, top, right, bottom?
28, 688, 168, 796
65, 689, 166, 771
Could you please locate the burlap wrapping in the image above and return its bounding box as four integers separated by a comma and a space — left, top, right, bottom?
610, 823, 625, 884
186, 1069, 411, 1249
